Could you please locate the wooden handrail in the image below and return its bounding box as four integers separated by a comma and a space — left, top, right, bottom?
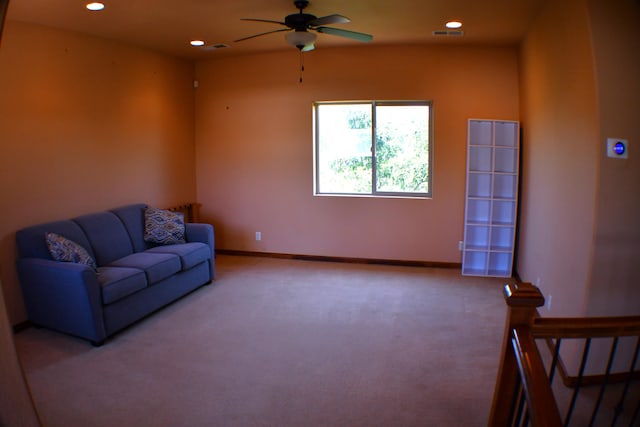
532, 316, 640, 338
488, 282, 547, 426
511, 326, 563, 426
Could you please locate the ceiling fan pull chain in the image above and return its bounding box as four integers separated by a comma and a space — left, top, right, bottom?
299, 50, 304, 83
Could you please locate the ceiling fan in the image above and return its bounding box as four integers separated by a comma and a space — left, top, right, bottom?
234, 0, 373, 51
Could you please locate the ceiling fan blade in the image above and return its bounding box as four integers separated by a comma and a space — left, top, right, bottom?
315, 27, 373, 43
234, 28, 291, 43
309, 14, 350, 27
240, 18, 287, 26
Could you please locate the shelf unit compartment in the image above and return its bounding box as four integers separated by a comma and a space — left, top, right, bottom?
493, 174, 517, 199
491, 200, 516, 225
494, 121, 518, 147
462, 251, 488, 275
490, 227, 514, 251
488, 252, 513, 277
494, 148, 518, 173
468, 120, 493, 146
465, 225, 490, 249
468, 146, 493, 172
467, 173, 492, 198
466, 199, 491, 224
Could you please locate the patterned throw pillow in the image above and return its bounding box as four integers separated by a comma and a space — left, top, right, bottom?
144, 207, 186, 245
45, 232, 98, 270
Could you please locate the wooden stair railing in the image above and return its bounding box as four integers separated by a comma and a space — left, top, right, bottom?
534, 316, 640, 389
489, 282, 562, 427
532, 316, 640, 426
489, 282, 640, 426
166, 202, 202, 223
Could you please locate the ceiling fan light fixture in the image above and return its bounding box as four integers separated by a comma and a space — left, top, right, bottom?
445, 21, 463, 29
285, 31, 317, 50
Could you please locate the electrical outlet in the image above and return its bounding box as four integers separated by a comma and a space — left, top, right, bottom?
458, 240, 463, 251
255, 231, 262, 241
546, 294, 552, 311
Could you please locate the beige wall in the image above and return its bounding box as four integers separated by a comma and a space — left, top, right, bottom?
517, 0, 640, 317
586, 0, 640, 316
0, 278, 40, 426
516, 0, 599, 316
0, 21, 197, 324
195, 45, 520, 262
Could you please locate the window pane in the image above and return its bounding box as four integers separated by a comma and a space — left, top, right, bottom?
375, 105, 429, 193
317, 104, 372, 194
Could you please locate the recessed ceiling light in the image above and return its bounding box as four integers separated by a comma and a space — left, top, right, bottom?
86, 2, 105, 11
446, 21, 463, 29
190, 40, 206, 47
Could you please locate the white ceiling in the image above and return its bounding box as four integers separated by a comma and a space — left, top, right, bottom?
6, 0, 547, 60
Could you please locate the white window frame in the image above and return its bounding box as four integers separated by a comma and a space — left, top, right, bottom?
313, 100, 433, 198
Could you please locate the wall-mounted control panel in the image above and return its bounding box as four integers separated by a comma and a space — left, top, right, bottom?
607, 138, 628, 159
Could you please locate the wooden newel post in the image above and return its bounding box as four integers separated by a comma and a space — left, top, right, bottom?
488, 282, 545, 426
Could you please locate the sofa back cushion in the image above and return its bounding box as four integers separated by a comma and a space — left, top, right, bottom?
110, 204, 149, 253
16, 220, 94, 260
73, 212, 133, 266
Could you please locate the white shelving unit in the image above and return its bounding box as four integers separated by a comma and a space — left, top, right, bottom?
462, 119, 519, 277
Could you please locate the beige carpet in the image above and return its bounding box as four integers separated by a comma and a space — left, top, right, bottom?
14, 255, 509, 427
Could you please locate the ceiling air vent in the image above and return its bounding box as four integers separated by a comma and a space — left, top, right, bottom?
432, 30, 464, 37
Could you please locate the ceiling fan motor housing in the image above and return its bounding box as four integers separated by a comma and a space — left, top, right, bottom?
285, 13, 317, 31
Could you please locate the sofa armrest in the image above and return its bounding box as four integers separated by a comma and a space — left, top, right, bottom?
16, 258, 107, 344
185, 223, 215, 279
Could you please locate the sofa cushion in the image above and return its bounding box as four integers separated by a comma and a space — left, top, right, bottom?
147, 242, 211, 270
144, 207, 185, 245
73, 212, 134, 266
109, 252, 181, 284
110, 204, 149, 253
97, 266, 147, 305
45, 232, 98, 271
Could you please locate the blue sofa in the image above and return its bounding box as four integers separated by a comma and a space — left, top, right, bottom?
15, 203, 215, 345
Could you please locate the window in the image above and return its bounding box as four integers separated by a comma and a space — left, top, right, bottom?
313, 101, 432, 198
